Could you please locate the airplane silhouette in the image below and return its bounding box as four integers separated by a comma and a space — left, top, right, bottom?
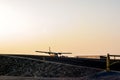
35, 47, 72, 57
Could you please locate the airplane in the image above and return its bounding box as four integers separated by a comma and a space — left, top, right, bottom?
35, 47, 72, 57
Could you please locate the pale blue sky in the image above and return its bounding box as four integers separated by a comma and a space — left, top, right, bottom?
0, 0, 120, 56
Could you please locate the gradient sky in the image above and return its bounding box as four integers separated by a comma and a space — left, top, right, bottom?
0, 0, 120, 56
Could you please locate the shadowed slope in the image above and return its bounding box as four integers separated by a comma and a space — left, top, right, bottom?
88, 71, 120, 80
0, 55, 101, 77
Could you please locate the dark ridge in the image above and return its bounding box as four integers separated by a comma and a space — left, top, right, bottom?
0, 55, 101, 77
0, 54, 106, 69
1, 54, 120, 71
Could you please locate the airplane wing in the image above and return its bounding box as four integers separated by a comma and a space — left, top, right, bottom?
36, 51, 72, 54
57, 52, 72, 54
35, 51, 50, 53
61, 52, 72, 54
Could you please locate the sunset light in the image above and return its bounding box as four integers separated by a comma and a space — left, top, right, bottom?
0, 0, 120, 56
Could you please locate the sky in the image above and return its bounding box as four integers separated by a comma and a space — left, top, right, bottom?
0, 0, 120, 56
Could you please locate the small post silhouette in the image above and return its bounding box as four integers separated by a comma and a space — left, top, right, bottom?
106, 53, 110, 72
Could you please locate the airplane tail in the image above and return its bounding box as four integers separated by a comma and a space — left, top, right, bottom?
49, 47, 51, 52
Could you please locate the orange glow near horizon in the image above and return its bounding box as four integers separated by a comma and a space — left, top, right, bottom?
0, 0, 120, 57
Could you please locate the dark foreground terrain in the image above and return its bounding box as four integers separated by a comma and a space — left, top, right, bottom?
0, 55, 101, 77
6, 54, 120, 71
0, 71, 120, 80
0, 54, 120, 80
